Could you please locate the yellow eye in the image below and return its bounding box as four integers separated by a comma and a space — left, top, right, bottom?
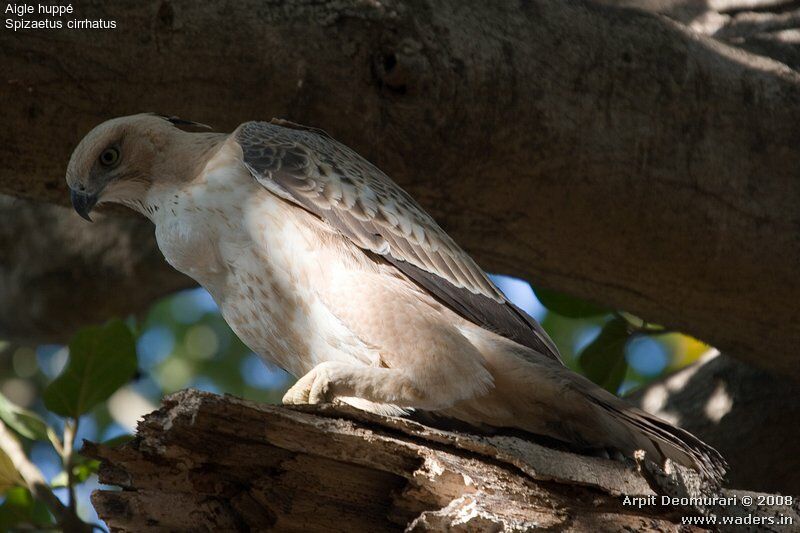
99, 147, 120, 167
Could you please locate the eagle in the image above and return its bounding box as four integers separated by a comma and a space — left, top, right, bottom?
65, 114, 725, 483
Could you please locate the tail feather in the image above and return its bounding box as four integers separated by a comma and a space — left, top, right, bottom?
451, 324, 727, 485
589, 395, 727, 484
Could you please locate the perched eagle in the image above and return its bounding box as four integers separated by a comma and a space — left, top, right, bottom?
66, 114, 725, 483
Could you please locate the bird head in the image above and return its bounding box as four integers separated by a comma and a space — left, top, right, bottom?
65, 113, 211, 221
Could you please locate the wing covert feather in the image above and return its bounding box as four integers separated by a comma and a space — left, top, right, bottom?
235, 120, 562, 362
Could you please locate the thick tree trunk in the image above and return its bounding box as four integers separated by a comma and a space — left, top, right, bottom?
84, 390, 800, 532
0, 198, 191, 344
1, 0, 799, 381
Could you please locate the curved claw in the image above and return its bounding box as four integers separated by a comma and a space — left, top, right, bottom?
282, 363, 338, 405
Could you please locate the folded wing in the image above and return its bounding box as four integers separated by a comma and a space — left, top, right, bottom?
235, 119, 561, 362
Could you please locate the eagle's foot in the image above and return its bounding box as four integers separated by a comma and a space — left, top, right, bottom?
282, 361, 344, 405
281, 362, 428, 412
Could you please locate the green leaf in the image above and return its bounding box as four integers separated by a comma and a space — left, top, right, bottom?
0, 393, 51, 441
43, 320, 138, 418
51, 459, 100, 488
0, 448, 23, 495
578, 317, 630, 393
73, 459, 100, 483
0, 486, 54, 530
49, 470, 67, 488
532, 286, 611, 319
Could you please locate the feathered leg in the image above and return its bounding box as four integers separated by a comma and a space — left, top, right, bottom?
283, 361, 465, 411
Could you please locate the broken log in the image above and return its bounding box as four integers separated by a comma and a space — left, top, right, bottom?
85, 390, 799, 532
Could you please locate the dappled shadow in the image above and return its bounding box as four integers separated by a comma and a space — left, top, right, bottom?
628, 353, 800, 495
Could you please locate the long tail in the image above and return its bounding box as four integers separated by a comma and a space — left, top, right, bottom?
583, 387, 727, 483
447, 327, 727, 485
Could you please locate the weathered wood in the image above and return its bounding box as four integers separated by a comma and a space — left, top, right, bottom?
85, 390, 799, 532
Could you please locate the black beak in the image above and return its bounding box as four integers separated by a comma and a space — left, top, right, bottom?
70, 189, 98, 222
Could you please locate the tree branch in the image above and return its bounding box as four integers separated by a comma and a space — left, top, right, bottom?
0, 421, 90, 532
0, 197, 192, 345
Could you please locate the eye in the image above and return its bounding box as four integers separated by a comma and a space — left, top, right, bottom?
99, 147, 120, 167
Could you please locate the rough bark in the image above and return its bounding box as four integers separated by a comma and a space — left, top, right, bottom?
629, 351, 800, 496
85, 390, 800, 532
1, 0, 800, 381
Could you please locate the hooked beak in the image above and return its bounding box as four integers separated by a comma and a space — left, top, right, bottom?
70, 188, 98, 222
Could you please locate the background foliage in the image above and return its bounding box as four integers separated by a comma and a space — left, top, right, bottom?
0, 275, 709, 529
